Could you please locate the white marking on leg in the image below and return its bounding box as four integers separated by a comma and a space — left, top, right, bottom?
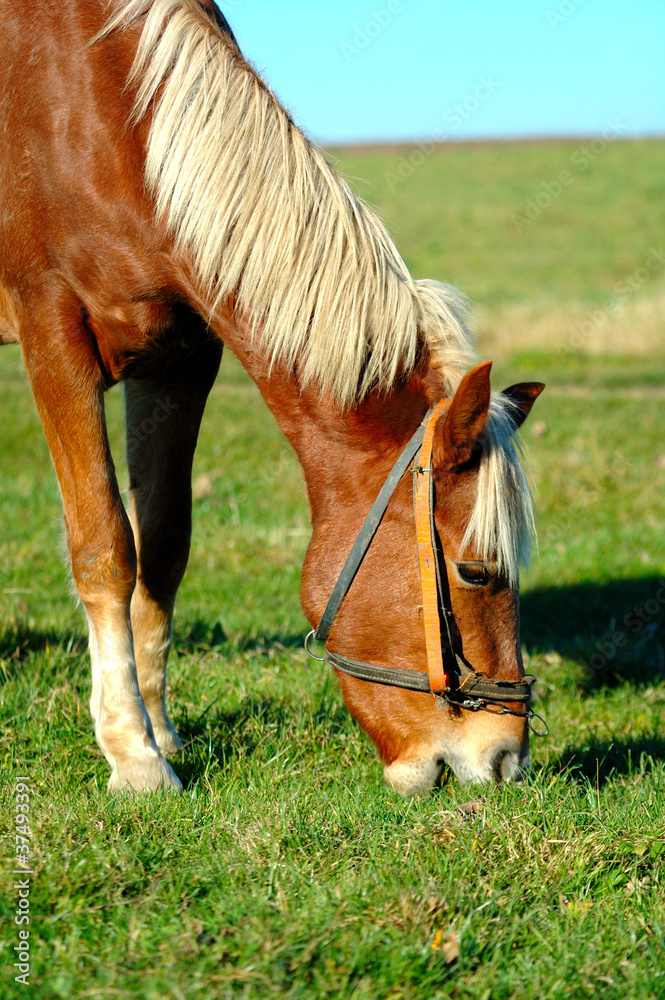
87, 614, 182, 792
132, 611, 183, 755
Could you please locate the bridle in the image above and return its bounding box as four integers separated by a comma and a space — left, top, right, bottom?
305, 400, 547, 733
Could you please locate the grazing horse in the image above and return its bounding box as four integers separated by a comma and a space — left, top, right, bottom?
0, 0, 544, 795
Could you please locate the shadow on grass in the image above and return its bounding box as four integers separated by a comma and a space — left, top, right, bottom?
521, 576, 665, 689
174, 617, 305, 656
175, 690, 349, 789
0, 621, 84, 681
546, 736, 665, 787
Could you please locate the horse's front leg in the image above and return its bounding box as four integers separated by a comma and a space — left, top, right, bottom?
125, 337, 222, 756
21, 292, 181, 792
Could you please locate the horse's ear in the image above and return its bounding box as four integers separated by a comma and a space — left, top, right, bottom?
433, 361, 492, 472
501, 382, 545, 429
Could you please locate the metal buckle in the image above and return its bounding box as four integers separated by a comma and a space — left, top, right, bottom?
445, 691, 549, 734
458, 696, 484, 711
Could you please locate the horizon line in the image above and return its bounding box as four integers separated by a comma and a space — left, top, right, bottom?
320, 132, 665, 151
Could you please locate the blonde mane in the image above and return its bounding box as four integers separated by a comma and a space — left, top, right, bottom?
467, 395, 536, 585
99, 0, 474, 404
100, 0, 535, 584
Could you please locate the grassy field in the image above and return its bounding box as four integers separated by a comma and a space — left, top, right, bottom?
332, 138, 665, 357
1, 140, 664, 999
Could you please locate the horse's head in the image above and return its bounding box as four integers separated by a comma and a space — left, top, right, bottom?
304, 361, 544, 795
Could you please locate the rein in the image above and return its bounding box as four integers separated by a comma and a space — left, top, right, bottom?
305, 402, 546, 731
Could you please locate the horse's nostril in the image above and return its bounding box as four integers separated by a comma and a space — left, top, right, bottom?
492, 748, 525, 782
492, 749, 509, 781
492, 749, 524, 782
434, 759, 451, 788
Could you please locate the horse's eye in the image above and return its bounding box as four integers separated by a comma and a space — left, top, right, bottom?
456, 562, 492, 587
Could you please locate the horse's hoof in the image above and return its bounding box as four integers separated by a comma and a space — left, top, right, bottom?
106, 753, 183, 794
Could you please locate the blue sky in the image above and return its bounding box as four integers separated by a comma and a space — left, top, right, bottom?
219, 0, 665, 144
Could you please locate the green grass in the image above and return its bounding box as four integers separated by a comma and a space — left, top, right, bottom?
330, 139, 665, 307
1, 140, 665, 999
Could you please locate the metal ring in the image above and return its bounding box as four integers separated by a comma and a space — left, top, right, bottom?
529, 711, 549, 738
304, 630, 325, 661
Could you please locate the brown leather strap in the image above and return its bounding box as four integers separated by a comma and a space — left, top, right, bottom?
413, 399, 450, 695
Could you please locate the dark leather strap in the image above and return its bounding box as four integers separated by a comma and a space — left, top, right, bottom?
326, 648, 535, 704
325, 649, 433, 692
450, 669, 535, 704
315, 414, 430, 643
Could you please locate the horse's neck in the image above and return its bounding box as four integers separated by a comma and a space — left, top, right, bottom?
218, 317, 434, 525
213, 314, 444, 634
